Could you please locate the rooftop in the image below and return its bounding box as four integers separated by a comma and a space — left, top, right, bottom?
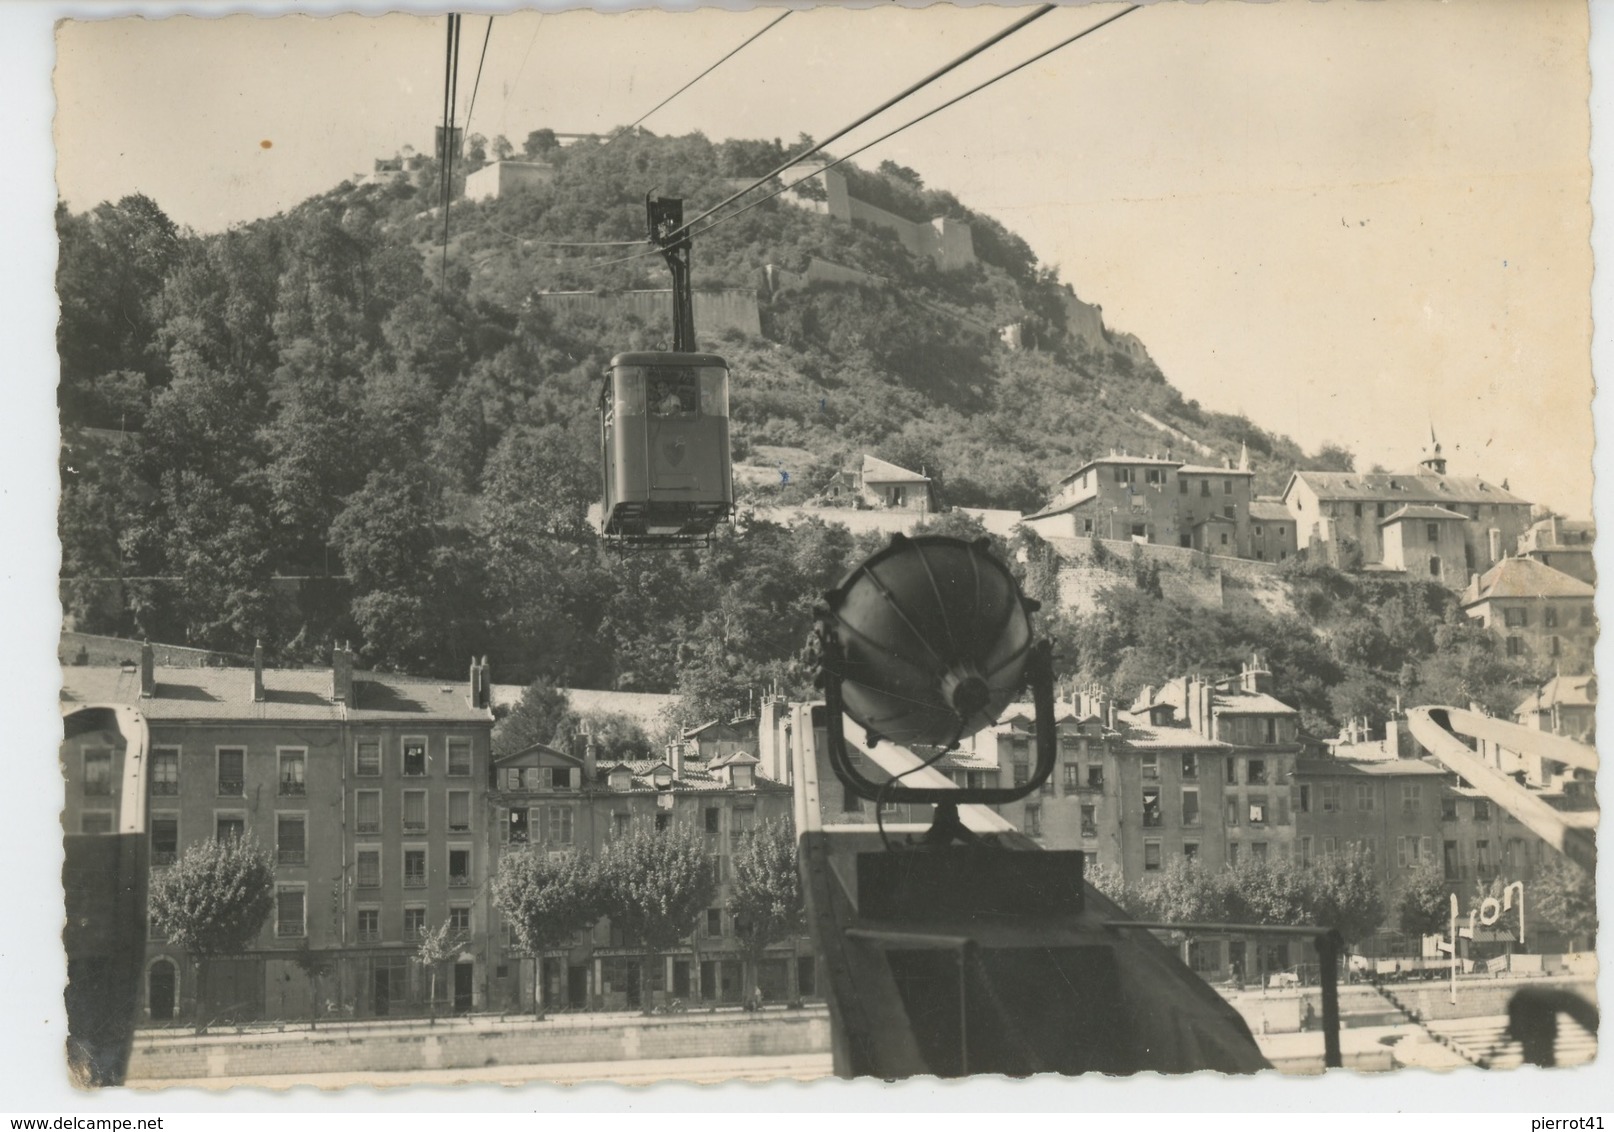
1294, 755, 1449, 778
1381, 504, 1470, 524
1463, 556, 1595, 605
1249, 500, 1292, 522
61, 664, 493, 724
860, 454, 930, 484
1286, 470, 1529, 507
1516, 674, 1598, 714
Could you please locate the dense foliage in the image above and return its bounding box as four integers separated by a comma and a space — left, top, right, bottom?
488, 845, 601, 1015
57, 131, 1527, 733
727, 817, 805, 995
1104, 849, 1385, 952
594, 825, 715, 1008
147, 836, 276, 1028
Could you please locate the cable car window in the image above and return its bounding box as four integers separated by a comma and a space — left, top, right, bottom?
648, 366, 699, 418
614, 370, 646, 418
699, 369, 729, 417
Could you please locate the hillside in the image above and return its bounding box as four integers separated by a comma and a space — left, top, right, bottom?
56, 127, 1387, 723
402, 131, 1335, 506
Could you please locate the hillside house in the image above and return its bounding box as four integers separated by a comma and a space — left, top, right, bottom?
1461, 556, 1596, 673
1281, 448, 1532, 580
1518, 516, 1596, 584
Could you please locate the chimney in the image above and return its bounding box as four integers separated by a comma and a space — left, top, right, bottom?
1385, 716, 1401, 758
252, 639, 265, 703
1488, 527, 1502, 564
139, 639, 155, 698
479, 656, 492, 709
759, 697, 786, 784
332, 641, 354, 704
583, 725, 598, 785
668, 740, 684, 778
468, 657, 481, 707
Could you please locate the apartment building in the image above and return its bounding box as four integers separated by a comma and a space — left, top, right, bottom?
60, 643, 495, 1024
484, 735, 811, 1012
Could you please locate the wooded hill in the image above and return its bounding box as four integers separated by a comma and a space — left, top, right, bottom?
60, 128, 1520, 734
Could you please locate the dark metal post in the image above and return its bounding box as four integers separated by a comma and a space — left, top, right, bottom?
1315, 929, 1344, 1069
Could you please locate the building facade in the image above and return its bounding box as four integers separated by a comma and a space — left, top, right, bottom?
1025, 452, 1258, 557
484, 735, 813, 1013
1281, 452, 1532, 581
1517, 516, 1596, 585
61, 644, 496, 1024
1460, 557, 1597, 673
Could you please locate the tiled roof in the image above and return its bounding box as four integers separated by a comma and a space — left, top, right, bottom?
60, 665, 493, 724
1178, 465, 1254, 477
1119, 724, 1229, 751
1056, 454, 1184, 485
1295, 756, 1448, 778
1249, 500, 1292, 522
1381, 504, 1468, 524
1287, 470, 1529, 506
861, 454, 930, 484
1515, 674, 1597, 713
1464, 556, 1595, 604
1212, 689, 1299, 716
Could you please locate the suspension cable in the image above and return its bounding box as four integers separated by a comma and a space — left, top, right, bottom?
669, 4, 1055, 240
463, 16, 494, 144
687, 5, 1141, 243
607, 10, 792, 144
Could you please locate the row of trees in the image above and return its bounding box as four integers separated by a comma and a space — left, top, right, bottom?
490, 818, 803, 1015
145, 819, 805, 1026
1088, 850, 1386, 958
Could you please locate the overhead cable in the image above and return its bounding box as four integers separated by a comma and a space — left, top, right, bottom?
670, 3, 1055, 239
687, 4, 1142, 242
607, 10, 793, 143
463, 16, 494, 142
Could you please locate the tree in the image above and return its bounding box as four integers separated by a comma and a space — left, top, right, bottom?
415, 918, 459, 1022
523, 128, 559, 157
293, 940, 333, 1030
146, 837, 276, 1029
492, 134, 515, 161
1305, 847, 1385, 952
595, 825, 715, 1011
728, 818, 805, 1000
1397, 860, 1450, 940
1530, 855, 1596, 950
493, 678, 578, 760
489, 846, 601, 1016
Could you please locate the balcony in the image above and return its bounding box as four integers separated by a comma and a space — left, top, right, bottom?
356, 821, 380, 835
150, 781, 179, 796
1080, 824, 1098, 839
403, 874, 427, 889
279, 781, 306, 797
356, 928, 381, 944
277, 850, 306, 866
218, 780, 244, 797
151, 851, 177, 867
449, 874, 471, 888
402, 821, 427, 834
276, 921, 304, 938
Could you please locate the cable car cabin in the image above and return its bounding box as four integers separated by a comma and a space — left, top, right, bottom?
599, 351, 734, 547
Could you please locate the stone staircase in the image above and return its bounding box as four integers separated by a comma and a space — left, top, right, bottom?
1429, 1015, 1598, 1070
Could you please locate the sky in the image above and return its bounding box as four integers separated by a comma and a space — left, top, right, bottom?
49, 0, 1597, 517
